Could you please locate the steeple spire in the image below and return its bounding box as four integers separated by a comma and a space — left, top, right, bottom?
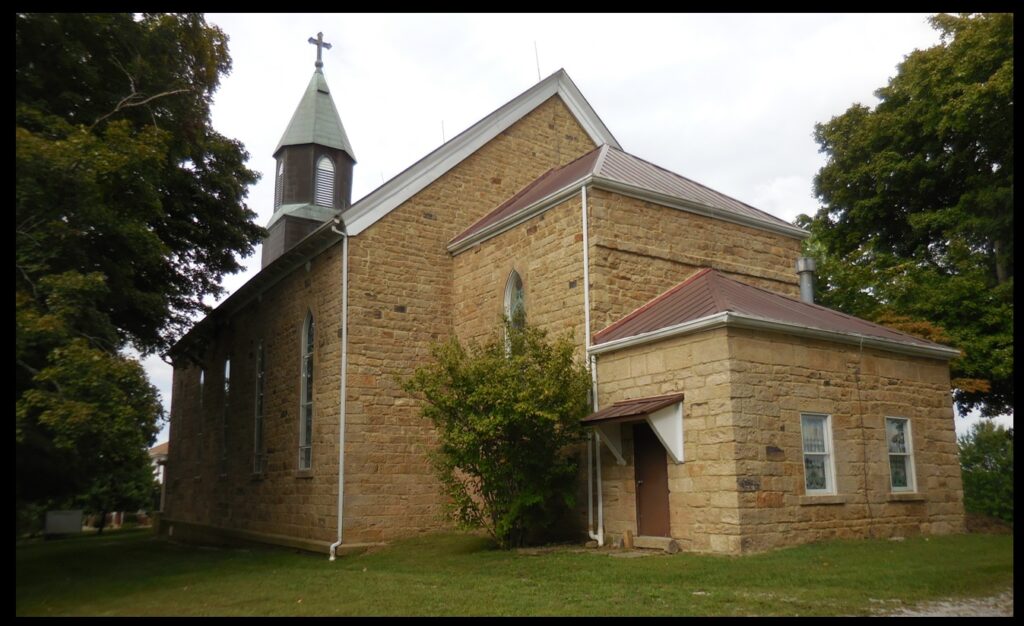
262, 32, 355, 269
308, 32, 332, 71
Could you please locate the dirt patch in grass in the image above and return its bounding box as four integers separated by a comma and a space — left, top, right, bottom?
878, 589, 1013, 617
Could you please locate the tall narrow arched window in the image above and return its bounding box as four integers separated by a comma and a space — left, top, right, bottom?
253, 342, 265, 474
314, 156, 334, 207
504, 270, 526, 330
198, 369, 205, 409
299, 313, 314, 470
222, 357, 231, 460
275, 160, 284, 208
197, 368, 206, 468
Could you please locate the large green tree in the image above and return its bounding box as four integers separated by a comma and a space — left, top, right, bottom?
958, 421, 1013, 523
16, 14, 265, 515
801, 13, 1013, 417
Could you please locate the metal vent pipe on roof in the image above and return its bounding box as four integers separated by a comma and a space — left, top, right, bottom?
796, 257, 817, 304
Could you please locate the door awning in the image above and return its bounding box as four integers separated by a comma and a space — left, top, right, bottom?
582, 393, 685, 464
581, 393, 684, 425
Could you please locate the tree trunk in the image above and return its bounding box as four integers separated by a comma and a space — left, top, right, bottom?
994, 239, 1011, 285
96, 510, 107, 535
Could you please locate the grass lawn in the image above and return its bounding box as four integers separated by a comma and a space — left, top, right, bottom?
16, 529, 1013, 616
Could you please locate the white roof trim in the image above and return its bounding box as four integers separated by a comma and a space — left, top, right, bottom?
447, 176, 588, 255
343, 69, 619, 237
725, 313, 961, 360
588, 312, 731, 355
447, 170, 808, 256
591, 178, 809, 240
588, 312, 959, 360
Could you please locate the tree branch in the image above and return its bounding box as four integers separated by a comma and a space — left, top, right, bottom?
16, 264, 39, 300
90, 88, 191, 131
18, 358, 63, 394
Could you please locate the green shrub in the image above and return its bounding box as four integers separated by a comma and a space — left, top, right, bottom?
404, 319, 591, 548
958, 421, 1013, 523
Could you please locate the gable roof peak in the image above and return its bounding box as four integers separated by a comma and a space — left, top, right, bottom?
339, 67, 618, 237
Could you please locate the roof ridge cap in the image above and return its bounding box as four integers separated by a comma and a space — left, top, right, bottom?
592, 143, 611, 176
705, 269, 731, 314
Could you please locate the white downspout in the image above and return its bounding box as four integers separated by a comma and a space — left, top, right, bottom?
329, 219, 349, 561
590, 356, 603, 545
582, 185, 604, 547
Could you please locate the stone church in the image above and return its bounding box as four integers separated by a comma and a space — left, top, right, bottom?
163, 41, 965, 556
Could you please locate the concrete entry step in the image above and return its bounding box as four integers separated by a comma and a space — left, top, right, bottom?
633, 535, 680, 554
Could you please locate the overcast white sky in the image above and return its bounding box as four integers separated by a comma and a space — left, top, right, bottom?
144, 13, 1011, 443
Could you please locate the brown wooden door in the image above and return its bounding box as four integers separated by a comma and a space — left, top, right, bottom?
634, 421, 670, 537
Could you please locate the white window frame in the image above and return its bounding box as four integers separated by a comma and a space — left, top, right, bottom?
885, 416, 917, 492
299, 313, 314, 470
800, 412, 837, 496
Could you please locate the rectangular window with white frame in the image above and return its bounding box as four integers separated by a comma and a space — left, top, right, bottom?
886, 417, 916, 492
801, 413, 836, 495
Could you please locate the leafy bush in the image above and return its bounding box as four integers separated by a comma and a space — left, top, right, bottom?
404, 320, 591, 548
958, 421, 1013, 523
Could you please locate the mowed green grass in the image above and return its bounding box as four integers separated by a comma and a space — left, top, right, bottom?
16, 529, 1012, 616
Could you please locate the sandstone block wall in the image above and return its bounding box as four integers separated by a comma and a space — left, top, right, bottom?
341, 95, 597, 543
165, 243, 343, 543
587, 188, 803, 334
452, 194, 586, 348
727, 328, 965, 554
589, 325, 963, 555
168, 94, 599, 545
595, 328, 742, 553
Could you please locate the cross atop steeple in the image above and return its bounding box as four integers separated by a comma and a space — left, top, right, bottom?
308, 32, 332, 70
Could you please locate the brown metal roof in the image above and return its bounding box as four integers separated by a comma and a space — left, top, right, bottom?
449, 146, 604, 247
597, 147, 794, 230
592, 268, 952, 352
149, 441, 169, 458
581, 392, 685, 425
449, 144, 801, 249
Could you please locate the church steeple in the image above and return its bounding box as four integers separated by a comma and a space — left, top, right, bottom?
273, 61, 355, 161
262, 33, 356, 268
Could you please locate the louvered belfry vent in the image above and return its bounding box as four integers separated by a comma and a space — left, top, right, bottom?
314, 156, 335, 207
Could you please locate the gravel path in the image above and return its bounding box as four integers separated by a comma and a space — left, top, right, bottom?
879, 589, 1013, 617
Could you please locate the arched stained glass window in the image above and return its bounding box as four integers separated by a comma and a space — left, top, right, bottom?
504, 270, 525, 330
314, 156, 334, 207
299, 313, 314, 470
